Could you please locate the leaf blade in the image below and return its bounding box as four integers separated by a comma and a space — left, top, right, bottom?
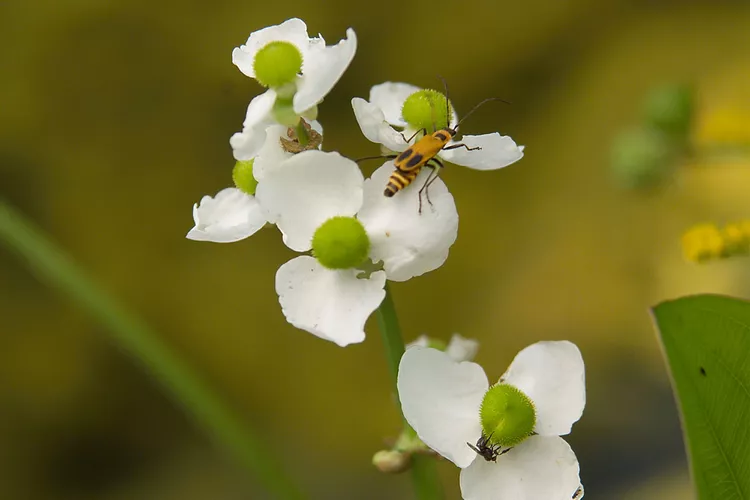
653, 294, 750, 500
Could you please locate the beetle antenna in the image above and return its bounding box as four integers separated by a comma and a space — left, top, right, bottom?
455, 97, 511, 131
437, 74, 450, 129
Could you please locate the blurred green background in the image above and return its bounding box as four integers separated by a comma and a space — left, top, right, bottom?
2, 0, 750, 498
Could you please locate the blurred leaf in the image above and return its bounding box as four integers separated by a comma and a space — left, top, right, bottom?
652, 295, 750, 500
611, 127, 676, 189
642, 84, 694, 139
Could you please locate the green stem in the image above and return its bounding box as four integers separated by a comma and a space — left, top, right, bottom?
295, 119, 310, 147
0, 200, 305, 500
376, 283, 444, 500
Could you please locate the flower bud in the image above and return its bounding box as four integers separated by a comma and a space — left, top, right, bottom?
643, 84, 693, 138
611, 127, 674, 189
372, 450, 411, 474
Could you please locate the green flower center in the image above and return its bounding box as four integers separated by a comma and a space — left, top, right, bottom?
232, 159, 258, 195
253, 41, 303, 88
401, 89, 453, 132
479, 383, 536, 448
312, 216, 370, 270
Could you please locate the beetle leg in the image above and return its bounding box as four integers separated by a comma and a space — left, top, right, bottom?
417, 158, 444, 214
400, 128, 427, 146
355, 154, 398, 163
442, 143, 482, 152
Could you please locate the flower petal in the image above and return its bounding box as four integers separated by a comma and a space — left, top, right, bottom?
397, 347, 488, 468
368, 82, 421, 127
232, 18, 310, 79
439, 133, 524, 171
460, 435, 581, 500
251, 124, 291, 182
253, 121, 325, 182
501, 341, 586, 436
351, 98, 410, 152
275, 256, 385, 346
446, 334, 480, 362
255, 150, 364, 252
186, 188, 266, 243
230, 89, 277, 161
293, 28, 357, 113
358, 163, 458, 281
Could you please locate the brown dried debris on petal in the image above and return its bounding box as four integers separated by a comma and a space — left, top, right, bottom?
280, 119, 323, 153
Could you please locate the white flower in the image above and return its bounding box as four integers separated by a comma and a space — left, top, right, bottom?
189, 123, 325, 243
408, 333, 479, 362
397, 341, 585, 500
186, 188, 266, 243
257, 150, 458, 346
352, 82, 525, 170
233, 18, 357, 112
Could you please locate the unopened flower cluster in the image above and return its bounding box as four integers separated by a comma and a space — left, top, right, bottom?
187, 18, 523, 347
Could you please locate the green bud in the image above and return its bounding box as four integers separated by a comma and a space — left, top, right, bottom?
643, 84, 693, 138
611, 127, 675, 189
402, 89, 453, 132
253, 41, 303, 88
312, 216, 370, 270
480, 383, 536, 448
232, 160, 258, 195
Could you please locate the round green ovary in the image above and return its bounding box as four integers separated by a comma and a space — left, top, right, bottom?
253, 41, 303, 88
232, 160, 258, 195
312, 216, 370, 270
479, 383, 536, 448
401, 89, 453, 132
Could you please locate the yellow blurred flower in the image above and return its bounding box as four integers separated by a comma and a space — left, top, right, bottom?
682, 221, 750, 263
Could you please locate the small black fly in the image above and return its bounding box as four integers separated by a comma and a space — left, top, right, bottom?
466, 434, 509, 462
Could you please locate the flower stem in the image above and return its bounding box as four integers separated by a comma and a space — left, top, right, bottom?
0, 200, 306, 500
295, 119, 310, 147
376, 283, 444, 500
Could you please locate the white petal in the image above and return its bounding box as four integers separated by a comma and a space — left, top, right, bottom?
186, 188, 266, 243
358, 163, 458, 281
230, 89, 277, 161
460, 436, 581, 500
351, 98, 410, 152
231, 18, 310, 79
275, 256, 385, 346
293, 28, 357, 113
368, 82, 421, 127
252, 121, 325, 182
251, 124, 290, 182
397, 347, 487, 468
439, 133, 524, 171
501, 341, 586, 436
255, 150, 363, 252
446, 334, 480, 362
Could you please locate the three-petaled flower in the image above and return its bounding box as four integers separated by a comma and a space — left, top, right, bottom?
260, 150, 458, 346
231, 18, 356, 160
352, 82, 525, 171
398, 340, 585, 500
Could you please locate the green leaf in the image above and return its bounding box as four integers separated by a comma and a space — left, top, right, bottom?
652, 294, 750, 500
